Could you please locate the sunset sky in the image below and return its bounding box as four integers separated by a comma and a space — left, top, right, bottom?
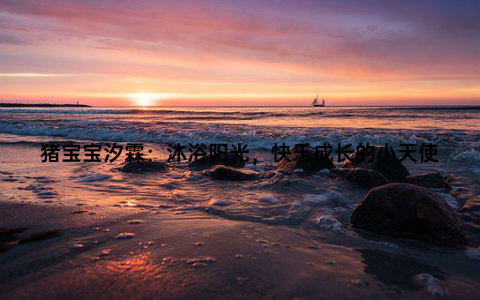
0, 0, 479, 106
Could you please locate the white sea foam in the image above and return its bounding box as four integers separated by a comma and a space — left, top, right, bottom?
312, 215, 343, 232
78, 173, 112, 182
1, 107, 477, 151
453, 149, 480, 161
413, 273, 445, 297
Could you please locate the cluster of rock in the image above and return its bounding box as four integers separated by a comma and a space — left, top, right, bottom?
118, 145, 467, 247
340, 147, 465, 246
272, 145, 465, 246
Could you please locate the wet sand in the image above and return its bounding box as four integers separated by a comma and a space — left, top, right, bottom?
1, 196, 480, 299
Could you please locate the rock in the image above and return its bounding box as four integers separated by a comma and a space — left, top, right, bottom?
343, 146, 410, 182
402, 173, 451, 191
120, 161, 167, 173
189, 152, 245, 169
203, 165, 261, 181
276, 146, 335, 173
333, 168, 388, 188
351, 183, 466, 246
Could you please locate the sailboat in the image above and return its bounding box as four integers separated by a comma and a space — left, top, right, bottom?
312, 94, 326, 107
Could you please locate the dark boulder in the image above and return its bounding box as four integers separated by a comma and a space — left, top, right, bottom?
203, 165, 261, 181
120, 161, 167, 173
343, 146, 410, 182
333, 168, 388, 189
403, 173, 451, 191
351, 183, 466, 246
189, 152, 245, 169
276, 146, 336, 173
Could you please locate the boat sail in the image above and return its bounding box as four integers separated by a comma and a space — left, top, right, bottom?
312, 94, 326, 107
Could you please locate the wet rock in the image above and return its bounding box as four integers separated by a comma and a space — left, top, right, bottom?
343, 146, 410, 182
19, 229, 61, 244
203, 165, 261, 181
351, 183, 466, 246
333, 168, 388, 188
120, 161, 167, 173
189, 152, 245, 169
402, 173, 451, 191
276, 146, 335, 173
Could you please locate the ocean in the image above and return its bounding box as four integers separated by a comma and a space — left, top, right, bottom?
0, 106, 480, 297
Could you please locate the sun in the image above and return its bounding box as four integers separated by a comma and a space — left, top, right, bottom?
128, 93, 159, 106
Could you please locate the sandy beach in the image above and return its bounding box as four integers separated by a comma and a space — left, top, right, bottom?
1, 196, 480, 300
